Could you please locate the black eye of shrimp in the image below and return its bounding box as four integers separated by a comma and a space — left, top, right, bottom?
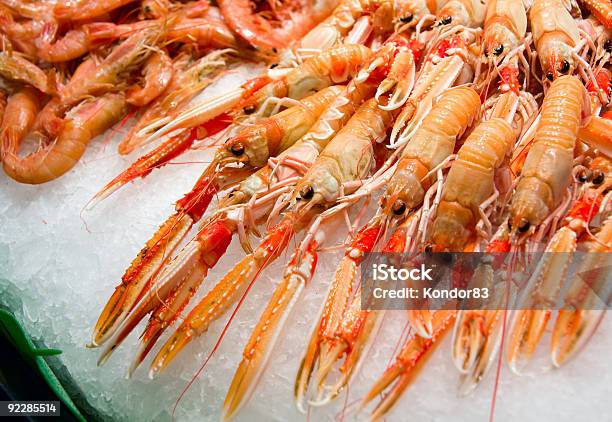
230, 142, 245, 156
391, 199, 406, 216
493, 44, 504, 56
576, 168, 592, 183
440, 15, 452, 25
243, 105, 256, 114
592, 170, 605, 185
399, 13, 413, 23
518, 219, 530, 233
604, 39, 611, 53
559, 60, 570, 74
546, 71, 554, 81
299, 185, 314, 200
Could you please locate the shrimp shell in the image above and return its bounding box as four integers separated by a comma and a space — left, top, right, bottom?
0, 51, 54, 94
253, 44, 373, 110
483, 0, 527, 56
60, 27, 160, 107
384, 85, 481, 212
293, 97, 394, 205
431, 118, 515, 251
126, 50, 173, 107
221, 85, 345, 168
36, 25, 91, 62
529, 0, 581, 78
509, 75, 589, 231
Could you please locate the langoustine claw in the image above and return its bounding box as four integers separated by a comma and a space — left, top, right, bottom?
90, 87, 343, 348
148, 217, 296, 377
144, 44, 372, 147
294, 223, 386, 410
507, 157, 611, 373
551, 216, 611, 367
223, 240, 319, 421
362, 310, 456, 421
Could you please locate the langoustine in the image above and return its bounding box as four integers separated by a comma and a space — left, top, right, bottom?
45, 2, 611, 420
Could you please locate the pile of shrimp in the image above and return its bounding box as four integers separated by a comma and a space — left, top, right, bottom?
20, 0, 609, 419
0, 0, 341, 184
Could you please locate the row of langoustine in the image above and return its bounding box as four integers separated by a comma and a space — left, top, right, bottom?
16, 0, 607, 420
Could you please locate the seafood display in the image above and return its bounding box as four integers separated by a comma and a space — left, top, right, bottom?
1, 0, 611, 420
0, 0, 338, 183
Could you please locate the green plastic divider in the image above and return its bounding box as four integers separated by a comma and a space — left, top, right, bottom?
0, 279, 113, 421
0, 278, 115, 421
0, 307, 87, 421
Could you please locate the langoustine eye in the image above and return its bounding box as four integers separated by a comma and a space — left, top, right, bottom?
392, 199, 406, 215
399, 13, 413, 23
299, 185, 314, 200
230, 142, 245, 156
576, 168, 592, 183
592, 170, 605, 185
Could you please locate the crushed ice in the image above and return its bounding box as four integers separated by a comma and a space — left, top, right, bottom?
0, 64, 610, 421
